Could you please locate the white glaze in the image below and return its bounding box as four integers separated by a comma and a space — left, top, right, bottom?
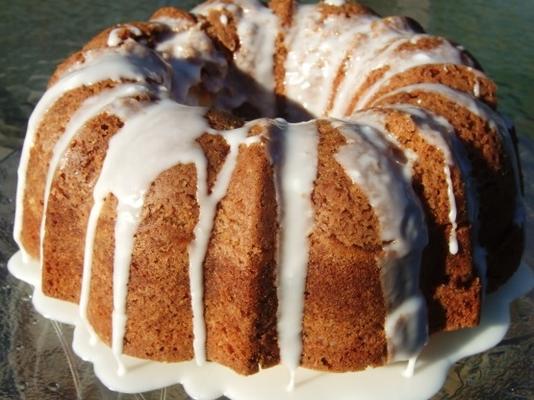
38, 85, 156, 368
8, 252, 533, 399
269, 121, 319, 381
112, 199, 143, 375
377, 103, 483, 286
402, 356, 417, 378
384, 104, 463, 254
325, 0, 346, 6
192, 0, 240, 15
94, 101, 204, 371
232, 2, 279, 117
377, 83, 524, 233
334, 119, 428, 361
14, 43, 170, 259
39, 84, 152, 265
283, 5, 375, 119
355, 36, 467, 111
443, 166, 459, 253
81, 99, 261, 371
473, 79, 481, 97
329, 25, 410, 118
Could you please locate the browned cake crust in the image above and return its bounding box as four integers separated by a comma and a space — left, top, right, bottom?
203, 9, 240, 53
88, 125, 281, 369
374, 91, 521, 291
88, 163, 199, 361
317, 1, 374, 18
302, 120, 387, 371
121, 164, 199, 360
365, 64, 496, 109
43, 113, 125, 302
49, 22, 172, 88
269, 0, 295, 27
380, 109, 481, 331
150, 7, 196, 22
21, 81, 119, 260
345, 36, 479, 116
87, 193, 117, 346
204, 130, 279, 374
87, 111, 255, 363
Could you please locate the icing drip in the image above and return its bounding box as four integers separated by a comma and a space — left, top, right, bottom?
78, 93, 159, 348
443, 166, 458, 254
378, 83, 524, 234
384, 104, 463, 255
112, 199, 144, 375
334, 120, 428, 361
14, 43, 170, 258
82, 99, 261, 371
473, 79, 481, 97
287, 369, 296, 392
87, 100, 211, 370
402, 356, 417, 378
189, 123, 261, 365
269, 121, 318, 382
39, 84, 152, 263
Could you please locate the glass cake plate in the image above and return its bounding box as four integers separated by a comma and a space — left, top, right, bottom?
0, 0, 533, 399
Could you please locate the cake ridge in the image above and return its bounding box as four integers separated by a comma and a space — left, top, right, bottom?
14, 43, 170, 262
332, 116, 429, 360
39, 83, 153, 293
374, 83, 524, 251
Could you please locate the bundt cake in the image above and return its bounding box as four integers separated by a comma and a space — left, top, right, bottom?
12, 0, 523, 379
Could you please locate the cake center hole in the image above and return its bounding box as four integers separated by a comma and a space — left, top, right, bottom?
194, 65, 315, 123
232, 94, 316, 123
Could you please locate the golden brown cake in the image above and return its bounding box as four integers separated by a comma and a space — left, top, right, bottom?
13, 0, 523, 378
